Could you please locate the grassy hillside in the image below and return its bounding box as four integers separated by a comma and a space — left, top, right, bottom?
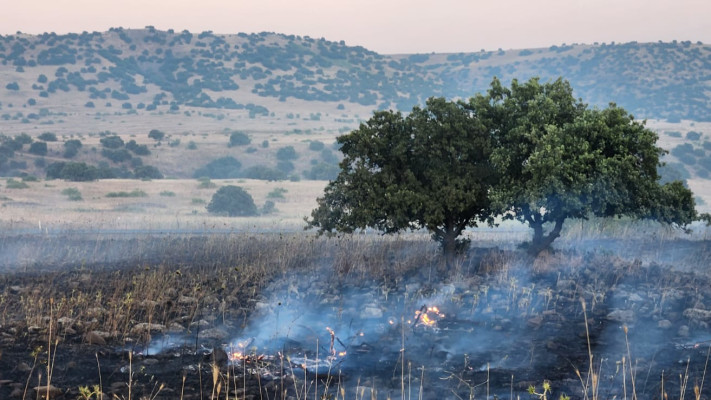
0, 28, 709, 192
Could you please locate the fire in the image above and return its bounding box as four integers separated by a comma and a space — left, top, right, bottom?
414, 305, 445, 328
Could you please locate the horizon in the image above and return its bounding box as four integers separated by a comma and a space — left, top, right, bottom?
1, 0, 709, 54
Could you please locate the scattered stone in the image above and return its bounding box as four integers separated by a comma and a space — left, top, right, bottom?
178, 296, 198, 305
527, 316, 543, 329
33, 385, 63, 398
683, 308, 711, 321
9, 285, 22, 294
678, 325, 690, 337
85, 331, 107, 345
167, 322, 185, 333
130, 323, 165, 335
362, 305, 383, 319
607, 309, 635, 323
628, 293, 644, 302
199, 327, 229, 340
17, 362, 31, 372
657, 319, 673, 329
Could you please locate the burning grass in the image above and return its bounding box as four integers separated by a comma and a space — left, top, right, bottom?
1, 231, 711, 399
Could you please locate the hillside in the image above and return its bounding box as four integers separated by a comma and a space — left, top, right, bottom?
0, 28, 710, 185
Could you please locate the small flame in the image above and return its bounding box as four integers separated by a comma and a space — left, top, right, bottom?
414, 305, 445, 328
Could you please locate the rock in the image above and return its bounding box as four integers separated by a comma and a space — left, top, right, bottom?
130, 323, 165, 335
683, 308, 711, 321
199, 327, 229, 340
527, 316, 544, 329
678, 325, 690, 337
17, 362, 31, 372
178, 296, 198, 305
167, 322, 185, 333
9, 285, 22, 294
57, 316, 74, 326
85, 331, 107, 345
657, 319, 673, 329
9, 387, 23, 398
33, 385, 63, 398
607, 309, 635, 323
628, 293, 644, 302
362, 306, 383, 319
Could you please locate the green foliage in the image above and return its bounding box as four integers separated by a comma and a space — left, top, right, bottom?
261, 140, 269, 148
61, 187, 82, 201
304, 162, 340, 180
240, 165, 286, 181
106, 189, 147, 198
28, 141, 48, 156
475, 77, 696, 255
148, 129, 165, 141
267, 187, 288, 199
125, 140, 151, 155
308, 97, 495, 259
133, 165, 163, 179
193, 156, 241, 179
276, 146, 298, 161
100, 135, 125, 149
686, 131, 702, 140
159, 190, 176, 197
6, 178, 29, 189
308, 140, 325, 152
206, 185, 258, 216
101, 148, 132, 163
63, 139, 83, 158
261, 200, 276, 214
46, 161, 105, 181
228, 131, 251, 147
5, 82, 19, 91
197, 177, 217, 188
38, 132, 57, 141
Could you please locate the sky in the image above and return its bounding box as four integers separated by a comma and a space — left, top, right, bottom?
1, 0, 709, 54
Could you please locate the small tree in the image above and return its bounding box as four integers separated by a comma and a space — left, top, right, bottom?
148, 129, 165, 141
228, 131, 251, 147
28, 142, 48, 156
207, 185, 258, 216
276, 146, 298, 161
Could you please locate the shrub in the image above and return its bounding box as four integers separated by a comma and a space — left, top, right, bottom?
148, 129, 165, 141
63, 139, 83, 158
5, 82, 19, 91
321, 149, 339, 164
100, 135, 125, 149
46, 161, 99, 181
159, 191, 176, 197
667, 131, 682, 138
28, 142, 48, 156
228, 131, 251, 147
261, 140, 269, 148
277, 160, 294, 173
261, 200, 276, 214
308, 140, 325, 151
126, 140, 151, 155
106, 189, 148, 198
14, 133, 32, 145
61, 187, 82, 201
240, 165, 286, 181
304, 162, 340, 180
38, 132, 57, 142
134, 165, 163, 179
267, 187, 288, 199
687, 131, 702, 141
85, 101, 95, 108
193, 156, 242, 179
207, 185, 258, 216
276, 146, 298, 161
102, 148, 132, 163
187, 141, 197, 150
197, 177, 217, 188
6, 178, 29, 189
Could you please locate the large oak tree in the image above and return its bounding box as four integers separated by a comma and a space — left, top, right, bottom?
307, 97, 495, 265
474, 77, 696, 255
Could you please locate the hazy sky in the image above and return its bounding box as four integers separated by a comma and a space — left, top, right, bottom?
2, 0, 709, 54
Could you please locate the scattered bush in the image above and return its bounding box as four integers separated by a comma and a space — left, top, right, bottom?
261, 140, 269, 148
667, 131, 682, 138
38, 132, 58, 142
276, 146, 298, 161
261, 200, 276, 214
100, 135, 125, 149
5, 82, 19, 91
304, 162, 340, 180
63, 139, 83, 158
148, 129, 165, 141
228, 131, 251, 147
308, 140, 325, 151
240, 165, 286, 181
687, 131, 702, 141
197, 177, 217, 188
207, 185, 258, 216
193, 156, 242, 179
28, 141, 48, 156
159, 191, 176, 197
102, 148, 132, 163
267, 187, 288, 199
134, 165, 163, 179
106, 189, 148, 198
277, 160, 294, 173
6, 178, 29, 189
61, 187, 82, 201
126, 140, 151, 155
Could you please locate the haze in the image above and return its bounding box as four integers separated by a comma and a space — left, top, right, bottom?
1, 0, 709, 54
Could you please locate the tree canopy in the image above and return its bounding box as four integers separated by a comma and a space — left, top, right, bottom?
308, 77, 697, 259
307, 97, 495, 263
207, 185, 258, 217
474, 77, 696, 255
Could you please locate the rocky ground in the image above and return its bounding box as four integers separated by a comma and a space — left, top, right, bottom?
1, 235, 711, 399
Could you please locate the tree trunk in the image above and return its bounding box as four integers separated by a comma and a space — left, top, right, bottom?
528, 217, 566, 257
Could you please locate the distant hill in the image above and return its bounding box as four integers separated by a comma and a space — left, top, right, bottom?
0, 28, 710, 188
0, 28, 709, 121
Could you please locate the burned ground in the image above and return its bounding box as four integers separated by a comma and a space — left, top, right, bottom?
0, 233, 711, 399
